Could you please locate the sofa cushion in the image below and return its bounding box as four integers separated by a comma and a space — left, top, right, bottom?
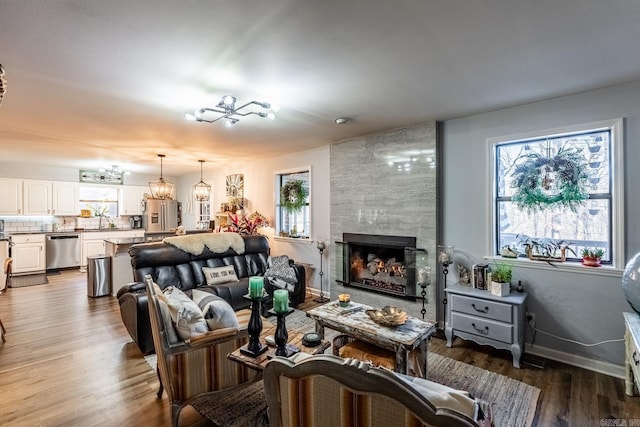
202, 265, 239, 285
192, 289, 239, 331
161, 285, 209, 340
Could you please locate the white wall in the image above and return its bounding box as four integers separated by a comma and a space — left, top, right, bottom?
442, 79, 640, 371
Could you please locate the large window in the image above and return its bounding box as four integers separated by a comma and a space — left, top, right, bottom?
275, 169, 310, 239
491, 118, 624, 267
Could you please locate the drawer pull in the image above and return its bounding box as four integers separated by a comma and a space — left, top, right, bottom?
634, 351, 639, 366
472, 303, 489, 313
471, 323, 489, 334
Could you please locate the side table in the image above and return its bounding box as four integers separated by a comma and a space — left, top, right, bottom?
624, 312, 640, 395
445, 285, 527, 368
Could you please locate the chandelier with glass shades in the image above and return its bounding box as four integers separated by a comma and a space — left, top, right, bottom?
149, 154, 174, 199
185, 95, 277, 127
193, 160, 211, 202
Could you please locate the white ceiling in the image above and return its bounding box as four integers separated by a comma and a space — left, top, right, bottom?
2, 1, 640, 176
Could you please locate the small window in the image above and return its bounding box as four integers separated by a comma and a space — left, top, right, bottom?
79, 186, 119, 217
275, 169, 310, 239
491, 118, 623, 266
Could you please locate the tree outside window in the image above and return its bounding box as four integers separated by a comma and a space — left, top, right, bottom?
275, 170, 310, 239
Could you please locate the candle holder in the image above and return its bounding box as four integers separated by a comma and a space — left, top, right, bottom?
314, 236, 330, 303
416, 266, 431, 320
240, 295, 268, 357
268, 308, 295, 356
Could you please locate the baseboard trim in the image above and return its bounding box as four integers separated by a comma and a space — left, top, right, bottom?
526, 344, 625, 379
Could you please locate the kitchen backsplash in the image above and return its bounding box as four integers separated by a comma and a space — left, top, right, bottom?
0, 216, 133, 233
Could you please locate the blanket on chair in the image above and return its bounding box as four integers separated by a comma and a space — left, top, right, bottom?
163, 232, 245, 256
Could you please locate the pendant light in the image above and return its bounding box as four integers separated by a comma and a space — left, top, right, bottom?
149, 154, 174, 199
193, 160, 211, 202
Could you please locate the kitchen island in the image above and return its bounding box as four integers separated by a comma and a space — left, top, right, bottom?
104, 237, 146, 296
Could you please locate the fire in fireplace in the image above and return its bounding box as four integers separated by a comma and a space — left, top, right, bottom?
336, 233, 420, 300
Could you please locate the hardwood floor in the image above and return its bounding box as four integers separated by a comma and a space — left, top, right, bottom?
1, 270, 639, 426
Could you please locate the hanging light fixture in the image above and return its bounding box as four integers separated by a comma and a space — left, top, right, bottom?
185, 95, 277, 126
0, 63, 7, 106
193, 160, 211, 202
149, 154, 174, 199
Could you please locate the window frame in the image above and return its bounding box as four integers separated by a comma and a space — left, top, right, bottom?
487, 118, 625, 269
273, 166, 312, 242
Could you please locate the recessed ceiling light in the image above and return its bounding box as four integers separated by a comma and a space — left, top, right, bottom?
335, 117, 351, 125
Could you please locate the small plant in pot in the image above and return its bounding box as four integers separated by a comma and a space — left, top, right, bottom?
489, 262, 512, 297
581, 248, 605, 267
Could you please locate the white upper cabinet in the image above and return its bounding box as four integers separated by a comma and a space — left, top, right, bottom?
52, 181, 79, 216
23, 179, 52, 215
119, 185, 144, 215
0, 178, 23, 215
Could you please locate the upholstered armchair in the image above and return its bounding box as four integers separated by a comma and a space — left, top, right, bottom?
263, 354, 492, 427
144, 275, 258, 426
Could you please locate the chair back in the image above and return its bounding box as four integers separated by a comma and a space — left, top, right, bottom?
2, 258, 11, 292
263, 354, 482, 427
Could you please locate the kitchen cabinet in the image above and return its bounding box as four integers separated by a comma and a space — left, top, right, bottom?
445, 284, 527, 368
52, 181, 79, 216
23, 179, 52, 215
11, 234, 46, 275
0, 178, 23, 215
119, 185, 145, 215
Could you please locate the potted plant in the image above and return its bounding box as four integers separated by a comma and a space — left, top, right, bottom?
516, 234, 576, 263
581, 247, 605, 267
489, 262, 512, 296
280, 180, 308, 213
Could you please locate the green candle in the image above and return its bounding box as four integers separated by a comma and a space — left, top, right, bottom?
249, 276, 263, 298
273, 289, 289, 313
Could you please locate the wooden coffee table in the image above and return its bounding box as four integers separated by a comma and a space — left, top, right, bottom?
306, 301, 436, 378
228, 325, 330, 371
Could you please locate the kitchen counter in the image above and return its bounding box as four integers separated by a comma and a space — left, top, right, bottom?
103, 237, 146, 254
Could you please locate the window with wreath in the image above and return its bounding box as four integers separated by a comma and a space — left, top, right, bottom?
275, 169, 310, 239
492, 118, 623, 266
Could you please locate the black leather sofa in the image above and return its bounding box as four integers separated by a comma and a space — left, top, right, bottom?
117, 234, 306, 355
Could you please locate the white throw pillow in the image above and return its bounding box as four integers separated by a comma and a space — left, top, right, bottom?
202, 265, 239, 285
192, 289, 239, 331
161, 286, 209, 340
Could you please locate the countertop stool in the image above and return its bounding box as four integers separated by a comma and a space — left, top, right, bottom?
1, 258, 11, 342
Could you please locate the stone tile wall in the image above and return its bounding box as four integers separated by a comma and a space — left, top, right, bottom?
330, 121, 439, 321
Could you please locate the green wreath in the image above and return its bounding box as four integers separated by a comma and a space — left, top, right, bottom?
511, 147, 589, 212
280, 180, 308, 212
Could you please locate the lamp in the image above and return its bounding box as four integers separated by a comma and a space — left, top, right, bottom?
185, 95, 277, 127
417, 266, 431, 320
0, 63, 6, 106
437, 245, 454, 328
314, 236, 330, 303
149, 154, 174, 199
193, 160, 211, 202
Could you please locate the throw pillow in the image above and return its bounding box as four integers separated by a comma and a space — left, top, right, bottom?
202, 265, 239, 286
265, 255, 297, 285
162, 286, 209, 340
192, 289, 239, 331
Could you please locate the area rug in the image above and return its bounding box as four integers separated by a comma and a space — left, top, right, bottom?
10, 274, 49, 288
144, 309, 540, 427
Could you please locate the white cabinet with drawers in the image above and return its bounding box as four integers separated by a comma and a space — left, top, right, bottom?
10, 234, 46, 275
625, 312, 640, 395
80, 230, 145, 271
445, 284, 527, 368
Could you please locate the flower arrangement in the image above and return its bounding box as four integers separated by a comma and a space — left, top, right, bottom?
223, 211, 269, 235
516, 233, 576, 262
511, 147, 589, 212
280, 180, 308, 212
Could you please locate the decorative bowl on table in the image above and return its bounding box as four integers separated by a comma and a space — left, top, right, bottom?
365, 306, 408, 327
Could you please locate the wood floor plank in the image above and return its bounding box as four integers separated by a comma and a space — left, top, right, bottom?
1, 269, 640, 426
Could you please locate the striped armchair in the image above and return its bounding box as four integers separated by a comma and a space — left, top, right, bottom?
263, 354, 492, 427
144, 275, 258, 426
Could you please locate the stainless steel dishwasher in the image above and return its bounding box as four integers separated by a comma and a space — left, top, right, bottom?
46, 233, 81, 269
